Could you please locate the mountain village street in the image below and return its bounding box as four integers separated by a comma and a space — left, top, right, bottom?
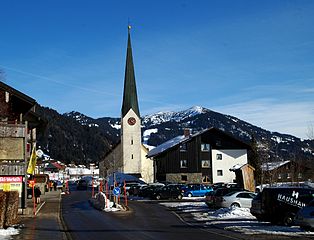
6, 186, 314, 240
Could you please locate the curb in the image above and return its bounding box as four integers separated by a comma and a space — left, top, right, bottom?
59, 194, 73, 240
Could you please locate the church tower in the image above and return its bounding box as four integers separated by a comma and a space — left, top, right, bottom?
121, 26, 142, 177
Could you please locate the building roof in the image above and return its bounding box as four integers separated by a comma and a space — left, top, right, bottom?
0, 81, 36, 106
261, 160, 290, 171
121, 26, 140, 118
147, 127, 250, 158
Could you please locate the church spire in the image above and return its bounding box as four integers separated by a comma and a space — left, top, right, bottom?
121, 25, 140, 118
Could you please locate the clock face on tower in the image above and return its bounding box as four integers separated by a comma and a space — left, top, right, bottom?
127, 117, 136, 126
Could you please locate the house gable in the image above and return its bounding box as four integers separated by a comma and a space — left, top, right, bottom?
148, 127, 250, 184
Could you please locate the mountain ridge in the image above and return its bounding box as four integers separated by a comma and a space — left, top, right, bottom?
36, 105, 314, 165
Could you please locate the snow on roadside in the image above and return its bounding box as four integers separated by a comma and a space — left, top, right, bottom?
90, 192, 122, 212
0, 227, 19, 240
207, 207, 255, 220
159, 201, 314, 236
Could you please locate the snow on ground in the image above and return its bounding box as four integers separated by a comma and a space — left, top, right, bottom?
0, 226, 19, 240
91, 192, 122, 212
160, 201, 314, 236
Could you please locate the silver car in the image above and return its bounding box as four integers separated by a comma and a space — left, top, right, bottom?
295, 200, 314, 231
216, 191, 256, 208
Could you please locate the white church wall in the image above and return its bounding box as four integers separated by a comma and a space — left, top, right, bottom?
121, 109, 141, 174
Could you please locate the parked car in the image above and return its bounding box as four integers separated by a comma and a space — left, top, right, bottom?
295, 199, 314, 231
128, 184, 148, 196
250, 187, 314, 225
77, 179, 88, 190
215, 191, 256, 208
206, 187, 245, 208
181, 184, 213, 197
123, 182, 142, 196
151, 185, 183, 200
204, 191, 215, 207
138, 184, 163, 198
212, 182, 240, 190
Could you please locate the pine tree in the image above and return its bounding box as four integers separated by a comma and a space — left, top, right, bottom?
249, 135, 262, 185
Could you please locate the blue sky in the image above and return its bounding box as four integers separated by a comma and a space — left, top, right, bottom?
0, 0, 313, 139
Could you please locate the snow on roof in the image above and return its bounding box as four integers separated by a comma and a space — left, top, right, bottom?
147, 135, 188, 158
143, 144, 155, 151
147, 127, 249, 158
229, 163, 245, 171
261, 160, 290, 171
147, 128, 213, 158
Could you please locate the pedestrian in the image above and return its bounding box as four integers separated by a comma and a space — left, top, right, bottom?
53, 181, 57, 191
49, 181, 53, 191
34, 186, 41, 204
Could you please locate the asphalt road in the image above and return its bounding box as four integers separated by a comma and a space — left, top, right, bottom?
62, 188, 286, 240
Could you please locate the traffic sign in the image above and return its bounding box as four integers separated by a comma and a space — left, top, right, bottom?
113, 187, 121, 196
29, 180, 35, 187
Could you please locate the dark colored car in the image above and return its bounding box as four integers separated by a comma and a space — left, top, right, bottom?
250, 186, 314, 225
151, 185, 183, 200
77, 179, 88, 190
295, 199, 314, 230
138, 185, 163, 198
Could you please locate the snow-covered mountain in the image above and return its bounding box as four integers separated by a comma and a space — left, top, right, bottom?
142, 106, 207, 125
53, 105, 314, 164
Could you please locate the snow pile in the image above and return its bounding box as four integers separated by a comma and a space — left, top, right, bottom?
0, 227, 19, 239
224, 223, 314, 236
90, 192, 124, 212
209, 207, 256, 220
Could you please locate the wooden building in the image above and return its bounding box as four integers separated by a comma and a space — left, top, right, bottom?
261, 160, 314, 184
147, 128, 251, 184
0, 81, 43, 208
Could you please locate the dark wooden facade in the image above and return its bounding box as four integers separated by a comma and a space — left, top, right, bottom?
0, 81, 36, 122
151, 128, 250, 184
262, 160, 314, 184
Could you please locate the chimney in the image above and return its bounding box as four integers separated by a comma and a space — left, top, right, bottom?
184, 128, 191, 137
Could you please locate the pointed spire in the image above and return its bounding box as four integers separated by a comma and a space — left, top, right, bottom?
122, 25, 140, 118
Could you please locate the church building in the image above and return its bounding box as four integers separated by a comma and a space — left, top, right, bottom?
99, 27, 154, 183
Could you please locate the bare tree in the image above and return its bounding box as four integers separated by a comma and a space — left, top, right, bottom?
258, 138, 271, 187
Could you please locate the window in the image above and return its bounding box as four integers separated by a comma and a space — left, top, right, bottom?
5, 92, 9, 103
180, 160, 187, 168
216, 154, 222, 160
202, 176, 210, 183
298, 173, 302, 179
217, 170, 223, 176
181, 175, 187, 182
201, 160, 210, 168
201, 143, 210, 151
131, 139, 133, 145
180, 143, 187, 151
131, 154, 134, 159
287, 173, 291, 179
278, 173, 282, 179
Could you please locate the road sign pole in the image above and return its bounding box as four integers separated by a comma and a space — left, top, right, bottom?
124, 180, 128, 207
105, 182, 108, 209
30, 180, 36, 215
